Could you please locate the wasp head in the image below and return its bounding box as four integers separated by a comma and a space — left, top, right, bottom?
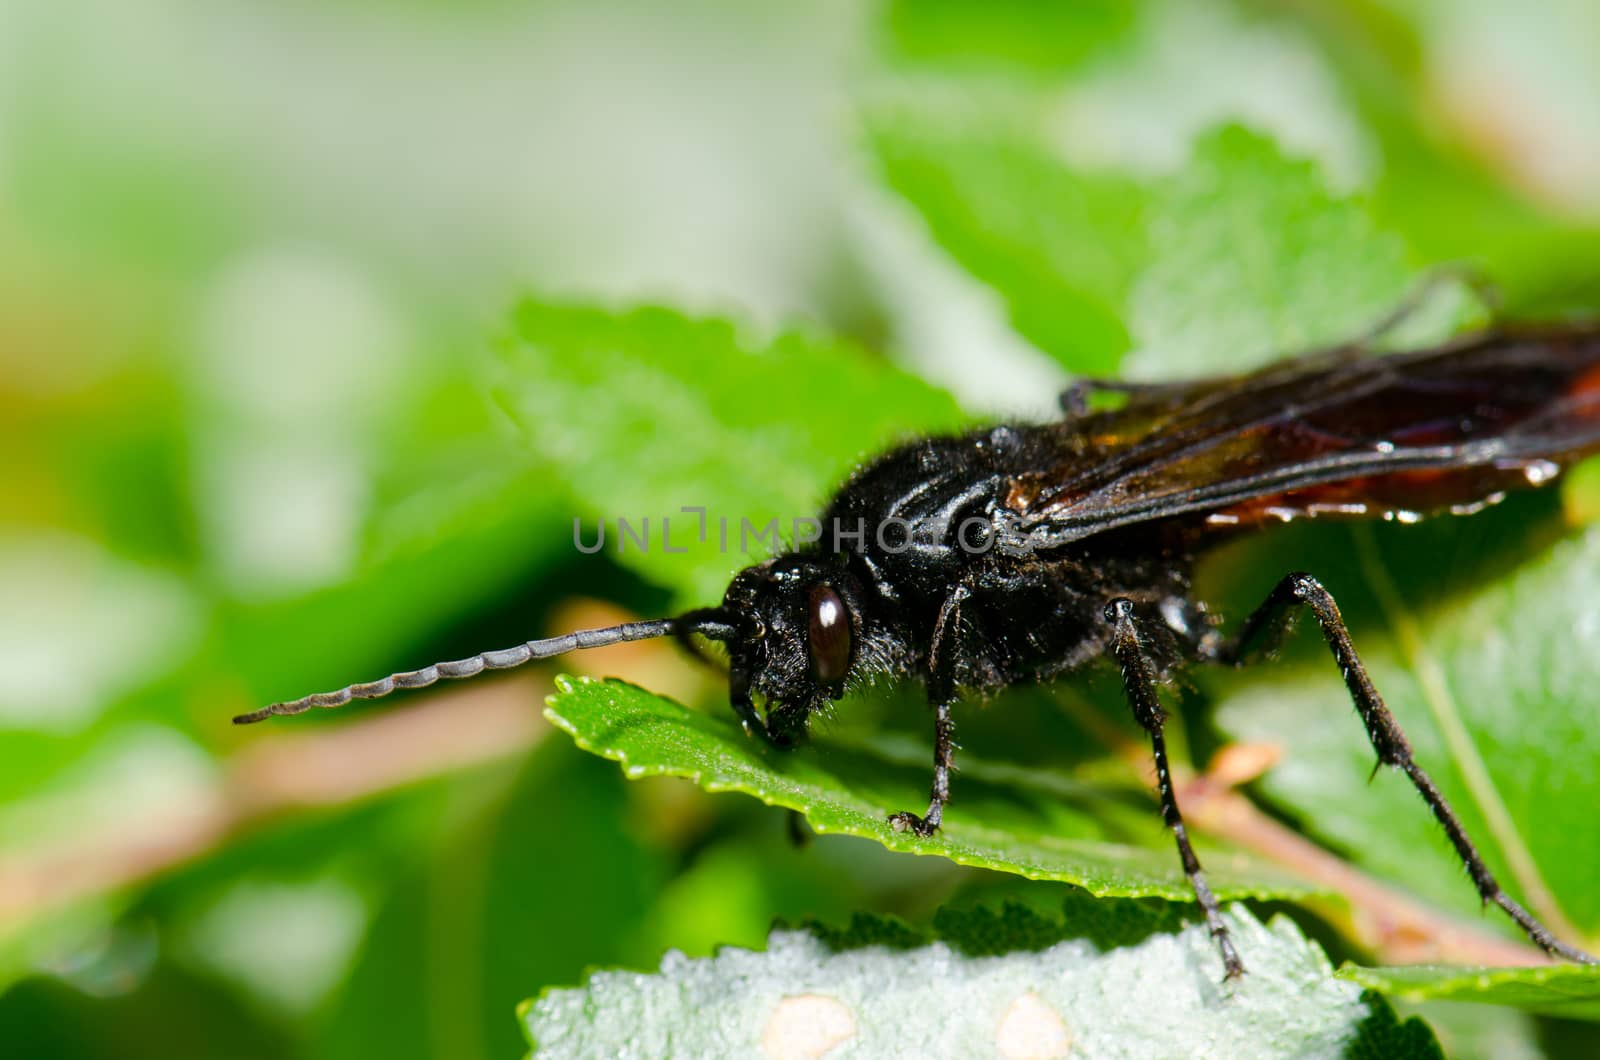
713, 555, 869, 747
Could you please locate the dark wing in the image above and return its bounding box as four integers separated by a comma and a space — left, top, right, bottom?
1014, 327, 1600, 547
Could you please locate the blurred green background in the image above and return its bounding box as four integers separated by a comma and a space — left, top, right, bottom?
3, 1, 1599, 1057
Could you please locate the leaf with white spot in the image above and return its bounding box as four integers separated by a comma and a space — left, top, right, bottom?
522, 905, 1441, 1059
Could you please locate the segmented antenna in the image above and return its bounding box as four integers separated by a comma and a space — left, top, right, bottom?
233, 618, 678, 724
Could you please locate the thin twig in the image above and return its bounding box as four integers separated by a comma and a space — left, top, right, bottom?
1179, 762, 1547, 966
0, 676, 546, 927
0, 664, 1556, 969
0, 599, 707, 933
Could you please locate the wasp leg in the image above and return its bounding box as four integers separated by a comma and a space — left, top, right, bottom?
888, 585, 968, 839
1106, 598, 1245, 979
1212, 571, 1596, 965
887, 698, 956, 838
1058, 378, 1199, 417
1348, 264, 1501, 351
785, 809, 812, 848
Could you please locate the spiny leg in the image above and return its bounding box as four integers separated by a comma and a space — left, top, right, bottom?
888, 585, 968, 838
1107, 598, 1245, 979
1058, 377, 1198, 417
785, 810, 812, 848
887, 698, 956, 838
1213, 571, 1596, 965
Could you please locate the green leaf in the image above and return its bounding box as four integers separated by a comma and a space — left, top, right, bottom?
923, 881, 1193, 954
868, 109, 1147, 375
524, 906, 1441, 1059
1125, 125, 1438, 378
494, 302, 966, 606
545, 676, 1311, 901
0, 962, 294, 1060
313, 744, 671, 1060
865, 115, 1470, 381
1215, 525, 1600, 940
220, 466, 566, 709
880, 0, 1136, 73
1338, 963, 1600, 1023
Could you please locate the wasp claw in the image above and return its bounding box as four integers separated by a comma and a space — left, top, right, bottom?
887, 811, 940, 838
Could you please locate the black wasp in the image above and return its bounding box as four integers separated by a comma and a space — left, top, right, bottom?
237, 318, 1600, 978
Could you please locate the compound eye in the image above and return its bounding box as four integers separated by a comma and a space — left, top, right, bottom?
806, 583, 852, 690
